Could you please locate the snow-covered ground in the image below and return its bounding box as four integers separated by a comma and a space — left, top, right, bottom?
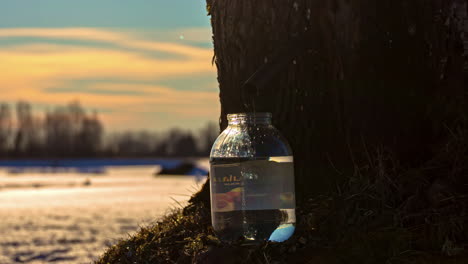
0, 166, 206, 264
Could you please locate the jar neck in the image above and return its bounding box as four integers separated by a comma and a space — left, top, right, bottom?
227, 112, 272, 126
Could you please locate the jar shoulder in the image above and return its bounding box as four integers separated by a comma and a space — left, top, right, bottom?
210, 125, 292, 158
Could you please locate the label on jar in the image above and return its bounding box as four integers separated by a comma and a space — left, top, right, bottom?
210, 157, 295, 212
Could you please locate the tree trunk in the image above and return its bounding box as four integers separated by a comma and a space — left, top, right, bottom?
205, 0, 467, 201
95, 2, 468, 262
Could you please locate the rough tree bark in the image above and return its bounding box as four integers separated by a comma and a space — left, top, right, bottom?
202, 0, 467, 202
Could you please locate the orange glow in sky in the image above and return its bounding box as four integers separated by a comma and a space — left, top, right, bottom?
0, 26, 219, 131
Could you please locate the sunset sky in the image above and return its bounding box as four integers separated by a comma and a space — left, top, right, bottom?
0, 1, 219, 132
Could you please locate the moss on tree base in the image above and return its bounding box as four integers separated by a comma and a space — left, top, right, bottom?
96, 199, 467, 264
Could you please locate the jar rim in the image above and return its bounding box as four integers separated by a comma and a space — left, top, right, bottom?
227, 112, 272, 119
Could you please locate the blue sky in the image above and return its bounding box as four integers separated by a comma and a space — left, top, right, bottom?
0, 1, 219, 132
1, 1, 210, 29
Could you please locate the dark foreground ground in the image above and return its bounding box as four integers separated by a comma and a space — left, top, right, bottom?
97, 126, 468, 264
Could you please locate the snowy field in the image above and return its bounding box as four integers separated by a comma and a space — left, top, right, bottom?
0, 166, 206, 264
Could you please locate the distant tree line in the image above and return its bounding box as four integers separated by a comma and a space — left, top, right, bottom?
0, 101, 218, 158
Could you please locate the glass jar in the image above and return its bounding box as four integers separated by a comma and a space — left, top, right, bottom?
209, 112, 295, 244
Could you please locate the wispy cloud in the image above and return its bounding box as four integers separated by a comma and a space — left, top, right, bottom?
0, 44, 214, 82
0, 28, 219, 131
0, 27, 213, 58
